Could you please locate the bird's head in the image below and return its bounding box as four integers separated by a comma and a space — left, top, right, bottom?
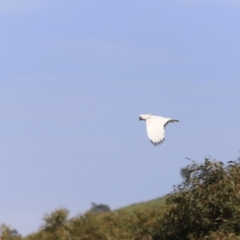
139, 113, 152, 121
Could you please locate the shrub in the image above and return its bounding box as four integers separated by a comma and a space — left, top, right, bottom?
25, 207, 161, 240
0, 224, 22, 240
69, 208, 161, 240
154, 158, 240, 240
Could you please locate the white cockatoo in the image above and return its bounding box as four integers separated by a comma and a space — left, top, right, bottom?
139, 113, 179, 146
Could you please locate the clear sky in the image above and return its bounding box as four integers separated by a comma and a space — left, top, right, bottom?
1, 0, 240, 236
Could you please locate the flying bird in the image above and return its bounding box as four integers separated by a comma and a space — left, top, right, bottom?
139, 113, 179, 146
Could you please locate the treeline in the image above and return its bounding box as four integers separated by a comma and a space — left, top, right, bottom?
3, 158, 240, 240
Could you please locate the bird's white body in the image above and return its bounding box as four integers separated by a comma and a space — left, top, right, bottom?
139, 113, 179, 146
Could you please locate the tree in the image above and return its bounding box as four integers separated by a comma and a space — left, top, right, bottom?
41, 208, 69, 233
155, 158, 240, 240
0, 224, 21, 240
89, 203, 111, 213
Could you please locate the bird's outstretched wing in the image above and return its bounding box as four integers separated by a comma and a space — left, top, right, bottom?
164, 119, 179, 128
146, 117, 166, 146
146, 117, 179, 146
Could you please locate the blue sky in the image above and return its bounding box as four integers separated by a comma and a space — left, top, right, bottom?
1, 0, 240, 236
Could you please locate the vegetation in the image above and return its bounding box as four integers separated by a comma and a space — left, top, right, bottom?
4, 157, 240, 239
0, 224, 22, 240
88, 203, 111, 213
155, 158, 240, 239
180, 166, 190, 180
115, 195, 167, 212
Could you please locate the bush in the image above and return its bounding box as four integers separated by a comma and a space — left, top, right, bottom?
201, 231, 240, 240
154, 158, 240, 240
0, 224, 22, 240
25, 207, 161, 240
68, 208, 161, 240
88, 203, 111, 213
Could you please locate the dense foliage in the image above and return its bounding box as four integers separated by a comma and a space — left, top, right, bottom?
0, 224, 22, 240
4, 158, 240, 239
88, 203, 111, 213
155, 158, 240, 239
25, 207, 161, 240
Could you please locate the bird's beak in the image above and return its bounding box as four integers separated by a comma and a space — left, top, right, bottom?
139, 117, 142, 121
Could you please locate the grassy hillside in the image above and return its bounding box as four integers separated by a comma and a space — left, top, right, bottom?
115, 195, 167, 212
